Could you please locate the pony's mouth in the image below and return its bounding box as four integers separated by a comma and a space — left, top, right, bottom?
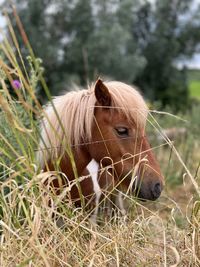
134, 181, 162, 201
125, 174, 163, 201
135, 189, 159, 201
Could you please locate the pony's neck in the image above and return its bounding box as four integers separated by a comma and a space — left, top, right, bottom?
59, 146, 91, 179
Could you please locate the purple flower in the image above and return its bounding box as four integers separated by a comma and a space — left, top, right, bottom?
12, 80, 21, 89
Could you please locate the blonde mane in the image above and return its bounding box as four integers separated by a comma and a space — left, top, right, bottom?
37, 81, 148, 167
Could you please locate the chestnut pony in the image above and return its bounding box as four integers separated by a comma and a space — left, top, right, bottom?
37, 79, 164, 214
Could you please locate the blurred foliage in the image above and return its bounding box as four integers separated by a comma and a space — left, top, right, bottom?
0, 55, 41, 181
1, 0, 200, 110
0, 95, 33, 182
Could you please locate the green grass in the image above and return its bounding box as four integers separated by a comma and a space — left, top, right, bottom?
189, 80, 200, 100
187, 68, 200, 100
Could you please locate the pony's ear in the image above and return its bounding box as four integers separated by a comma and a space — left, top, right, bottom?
94, 78, 111, 107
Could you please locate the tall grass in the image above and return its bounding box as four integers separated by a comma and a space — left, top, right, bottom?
0, 6, 200, 267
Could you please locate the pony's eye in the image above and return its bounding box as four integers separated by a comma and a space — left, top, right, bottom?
115, 127, 129, 137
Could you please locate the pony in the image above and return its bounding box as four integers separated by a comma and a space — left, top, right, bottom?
37, 79, 164, 216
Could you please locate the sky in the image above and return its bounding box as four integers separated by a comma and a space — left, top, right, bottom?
0, 0, 200, 69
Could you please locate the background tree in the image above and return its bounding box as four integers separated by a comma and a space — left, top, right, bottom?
3, 0, 144, 98
85, 0, 145, 83
1, 0, 200, 110
133, 0, 200, 110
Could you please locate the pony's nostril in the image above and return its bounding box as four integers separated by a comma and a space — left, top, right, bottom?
151, 182, 162, 199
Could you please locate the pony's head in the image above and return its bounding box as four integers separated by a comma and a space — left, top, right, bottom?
38, 78, 164, 201
88, 79, 164, 201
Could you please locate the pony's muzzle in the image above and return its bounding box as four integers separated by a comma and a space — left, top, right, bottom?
132, 176, 164, 201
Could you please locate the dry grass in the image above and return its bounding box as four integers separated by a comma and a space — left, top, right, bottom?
0, 173, 199, 266
0, 5, 200, 267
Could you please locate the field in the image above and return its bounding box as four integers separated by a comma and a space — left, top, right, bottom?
188, 69, 200, 100
187, 69, 200, 82
189, 81, 200, 100
0, 19, 200, 267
